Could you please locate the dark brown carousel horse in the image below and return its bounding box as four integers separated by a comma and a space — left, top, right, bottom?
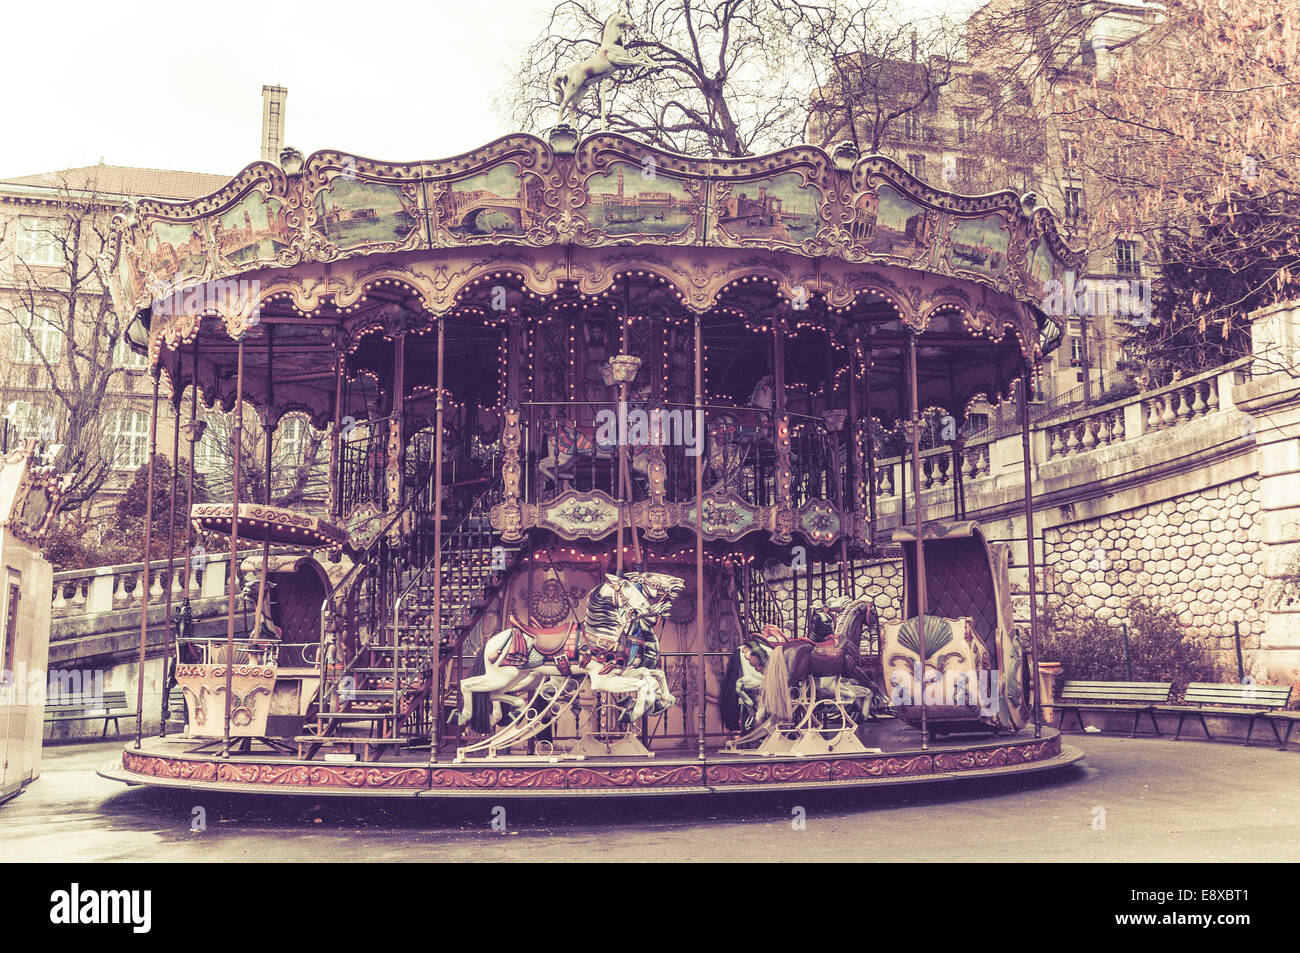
758, 599, 885, 724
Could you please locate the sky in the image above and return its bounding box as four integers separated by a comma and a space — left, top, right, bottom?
0, 0, 974, 180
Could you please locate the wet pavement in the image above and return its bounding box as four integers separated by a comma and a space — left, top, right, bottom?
2, 736, 1297, 861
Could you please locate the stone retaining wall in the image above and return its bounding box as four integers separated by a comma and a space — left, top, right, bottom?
1044, 475, 1266, 669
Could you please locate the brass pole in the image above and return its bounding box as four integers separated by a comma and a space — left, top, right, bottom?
159, 384, 181, 736
1021, 370, 1044, 738
181, 345, 199, 600
907, 332, 929, 749
133, 372, 160, 749
430, 318, 446, 760
693, 313, 706, 761
221, 338, 245, 758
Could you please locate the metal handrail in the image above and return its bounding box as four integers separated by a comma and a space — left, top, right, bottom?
315, 476, 438, 708
388, 482, 505, 733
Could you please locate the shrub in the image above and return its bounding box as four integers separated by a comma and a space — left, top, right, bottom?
1039, 596, 1219, 696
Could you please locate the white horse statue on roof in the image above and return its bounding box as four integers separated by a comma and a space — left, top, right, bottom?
553, 13, 661, 128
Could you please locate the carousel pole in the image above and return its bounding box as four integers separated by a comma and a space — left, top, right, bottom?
1020, 369, 1044, 738
159, 385, 181, 736
182, 344, 199, 602
906, 332, 930, 750
221, 337, 246, 758
430, 317, 446, 760
133, 371, 161, 750
693, 312, 706, 761
328, 350, 344, 521
828, 327, 850, 594
252, 329, 275, 646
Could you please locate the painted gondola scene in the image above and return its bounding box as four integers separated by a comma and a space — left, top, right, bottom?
4, 0, 1299, 876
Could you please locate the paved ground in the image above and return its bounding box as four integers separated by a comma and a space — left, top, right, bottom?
2, 735, 1297, 861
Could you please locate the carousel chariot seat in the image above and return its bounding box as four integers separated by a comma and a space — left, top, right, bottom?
887, 520, 1030, 734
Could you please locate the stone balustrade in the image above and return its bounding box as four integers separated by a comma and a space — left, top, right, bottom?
873, 437, 993, 500
1044, 359, 1248, 460
49, 548, 292, 620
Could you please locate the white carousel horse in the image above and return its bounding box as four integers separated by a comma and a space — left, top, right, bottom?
454, 571, 684, 731
553, 14, 661, 127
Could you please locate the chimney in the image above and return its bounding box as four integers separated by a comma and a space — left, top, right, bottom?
261, 85, 288, 162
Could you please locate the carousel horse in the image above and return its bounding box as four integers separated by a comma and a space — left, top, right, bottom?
706, 375, 776, 494
537, 384, 657, 488
553, 14, 661, 127
454, 571, 684, 734
738, 598, 889, 722
720, 624, 783, 731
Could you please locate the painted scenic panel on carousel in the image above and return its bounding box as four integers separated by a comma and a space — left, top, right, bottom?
313, 176, 421, 251
214, 191, 295, 268
136, 219, 211, 292
432, 164, 547, 241
1025, 236, 1055, 292
850, 184, 936, 260
945, 214, 1011, 278
711, 172, 822, 247
583, 162, 696, 239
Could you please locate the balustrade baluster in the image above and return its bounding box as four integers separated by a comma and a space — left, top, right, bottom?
1111, 411, 1125, 442
1147, 398, 1162, 432
1065, 425, 1080, 454
1175, 387, 1192, 420
1191, 382, 1207, 416
1050, 428, 1063, 459
1160, 393, 1176, 427
1207, 380, 1220, 412
1096, 414, 1110, 446
1081, 419, 1097, 450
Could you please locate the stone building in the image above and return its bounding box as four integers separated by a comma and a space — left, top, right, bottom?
0, 164, 327, 527
812, 0, 1163, 407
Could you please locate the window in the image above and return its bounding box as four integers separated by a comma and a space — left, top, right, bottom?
14, 217, 63, 267
275, 416, 307, 469
956, 113, 978, 143
1116, 239, 1141, 276
1064, 188, 1085, 222
104, 409, 150, 471
193, 416, 224, 475
957, 157, 982, 186
1, 400, 50, 446
1069, 336, 1083, 366
904, 114, 924, 142
1063, 140, 1081, 171
907, 154, 926, 179
12, 307, 63, 365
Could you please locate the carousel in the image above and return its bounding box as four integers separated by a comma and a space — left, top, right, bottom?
98, 25, 1085, 798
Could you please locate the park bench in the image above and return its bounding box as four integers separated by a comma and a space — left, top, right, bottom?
44, 690, 138, 739
1055, 680, 1173, 737
1157, 682, 1294, 745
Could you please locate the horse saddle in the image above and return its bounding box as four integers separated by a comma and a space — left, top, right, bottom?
812, 639, 843, 659
509, 615, 577, 657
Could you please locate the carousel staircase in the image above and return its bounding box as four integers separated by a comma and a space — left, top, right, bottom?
299, 484, 520, 761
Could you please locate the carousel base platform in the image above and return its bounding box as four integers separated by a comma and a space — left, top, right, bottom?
99, 720, 1082, 799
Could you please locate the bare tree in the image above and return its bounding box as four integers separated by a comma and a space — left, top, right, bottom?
798, 4, 962, 153
501, 0, 826, 156
0, 174, 141, 512
1063, 0, 1299, 364
193, 401, 330, 511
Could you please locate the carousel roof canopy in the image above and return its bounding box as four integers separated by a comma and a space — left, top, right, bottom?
108, 131, 1083, 425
